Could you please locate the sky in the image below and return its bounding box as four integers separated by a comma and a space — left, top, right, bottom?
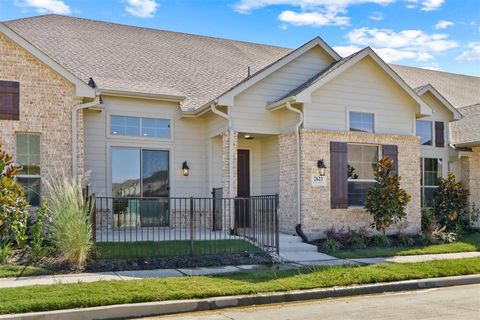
0, 0, 479, 76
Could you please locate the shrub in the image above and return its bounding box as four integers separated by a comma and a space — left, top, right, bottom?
349, 230, 367, 249
398, 233, 416, 247
324, 227, 350, 248
366, 156, 411, 237
421, 233, 435, 246
0, 143, 29, 247
319, 239, 341, 253
421, 207, 435, 232
432, 173, 469, 233
372, 234, 392, 247
45, 176, 93, 269
0, 241, 12, 264
30, 200, 49, 261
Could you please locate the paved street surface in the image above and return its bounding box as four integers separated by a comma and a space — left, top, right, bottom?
139, 284, 480, 320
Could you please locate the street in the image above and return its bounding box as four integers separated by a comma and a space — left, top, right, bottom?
139, 284, 480, 320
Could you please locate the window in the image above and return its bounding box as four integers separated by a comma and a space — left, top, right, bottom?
16, 134, 41, 206
416, 120, 432, 146
110, 115, 171, 139
349, 112, 374, 133
421, 158, 442, 207
347, 144, 380, 207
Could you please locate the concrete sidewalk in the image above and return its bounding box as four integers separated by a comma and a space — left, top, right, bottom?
0, 250, 478, 289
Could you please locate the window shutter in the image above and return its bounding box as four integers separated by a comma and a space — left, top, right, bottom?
330, 141, 348, 209
0, 81, 20, 120
435, 121, 445, 148
382, 144, 398, 175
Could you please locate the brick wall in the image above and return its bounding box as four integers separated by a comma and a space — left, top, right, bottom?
462, 147, 480, 227
288, 129, 421, 239
278, 132, 298, 234
0, 33, 84, 197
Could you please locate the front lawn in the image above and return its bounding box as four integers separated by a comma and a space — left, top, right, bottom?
0, 265, 50, 278
95, 239, 261, 259
0, 257, 479, 315
332, 232, 480, 259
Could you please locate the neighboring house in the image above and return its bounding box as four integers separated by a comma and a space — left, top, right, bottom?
1, 15, 479, 238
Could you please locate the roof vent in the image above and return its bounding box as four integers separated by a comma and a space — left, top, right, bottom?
247, 66, 251, 78
88, 77, 96, 88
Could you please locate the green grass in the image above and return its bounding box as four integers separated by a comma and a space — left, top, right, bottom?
95, 239, 261, 259
0, 265, 50, 278
0, 257, 479, 315
333, 232, 480, 259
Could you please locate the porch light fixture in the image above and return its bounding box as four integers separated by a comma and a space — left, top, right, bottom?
317, 159, 327, 176
244, 134, 254, 140
182, 161, 190, 176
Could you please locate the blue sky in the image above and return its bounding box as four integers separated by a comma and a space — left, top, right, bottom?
1, 0, 479, 75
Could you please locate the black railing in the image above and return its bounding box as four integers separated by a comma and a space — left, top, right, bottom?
89, 191, 279, 259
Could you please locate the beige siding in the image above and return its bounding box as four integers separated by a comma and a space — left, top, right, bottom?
209, 135, 223, 190
260, 135, 279, 194
304, 56, 418, 136
232, 46, 335, 134
84, 96, 208, 197
238, 138, 262, 195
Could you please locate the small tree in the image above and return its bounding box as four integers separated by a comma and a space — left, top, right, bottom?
433, 172, 469, 233
0, 142, 29, 247
365, 156, 411, 237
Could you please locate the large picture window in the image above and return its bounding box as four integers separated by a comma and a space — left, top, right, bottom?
349, 112, 374, 133
416, 120, 433, 146
421, 158, 442, 207
110, 115, 171, 139
347, 144, 380, 207
16, 133, 41, 206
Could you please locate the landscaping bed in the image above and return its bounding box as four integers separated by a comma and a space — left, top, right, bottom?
0, 257, 479, 315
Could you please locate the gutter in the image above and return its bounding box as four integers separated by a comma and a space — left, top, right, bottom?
210, 104, 234, 202
286, 101, 303, 227
71, 97, 102, 178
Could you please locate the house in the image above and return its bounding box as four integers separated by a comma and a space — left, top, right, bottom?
1, 14, 479, 239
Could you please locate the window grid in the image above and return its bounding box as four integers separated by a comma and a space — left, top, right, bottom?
421, 157, 442, 207
349, 112, 374, 133
111, 115, 171, 139
416, 120, 433, 146
347, 144, 380, 207
15, 133, 41, 206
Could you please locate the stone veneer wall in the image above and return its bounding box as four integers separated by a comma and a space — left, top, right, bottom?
278, 132, 297, 234
0, 33, 84, 196
299, 129, 421, 239
461, 147, 480, 227
221, 131, 238, 229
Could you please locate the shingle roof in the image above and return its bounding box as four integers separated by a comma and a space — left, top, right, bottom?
4, 14, 290, 111
391, 64, 480, 109
450, 103, 480, 146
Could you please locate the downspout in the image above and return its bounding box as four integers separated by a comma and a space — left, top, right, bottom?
71, 97, 101, 178
286, 101, 305, 240
210, 104, 234, 200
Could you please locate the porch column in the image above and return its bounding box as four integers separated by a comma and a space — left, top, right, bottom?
222, 130, 238, 230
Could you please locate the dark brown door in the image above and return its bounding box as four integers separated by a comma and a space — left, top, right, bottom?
235, 149, 250, 228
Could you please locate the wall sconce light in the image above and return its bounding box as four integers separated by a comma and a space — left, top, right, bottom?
182, 161, 190, 176
317, 159, 327, 176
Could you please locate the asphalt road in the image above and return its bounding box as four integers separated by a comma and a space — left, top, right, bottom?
140, 284, 480, 320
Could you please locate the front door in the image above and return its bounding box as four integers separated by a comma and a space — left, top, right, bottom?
235, 149, 250, 228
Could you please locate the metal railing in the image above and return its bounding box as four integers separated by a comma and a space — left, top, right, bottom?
89, 191, 279, 259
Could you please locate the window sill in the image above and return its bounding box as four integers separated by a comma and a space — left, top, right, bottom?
348, 206, 367, 212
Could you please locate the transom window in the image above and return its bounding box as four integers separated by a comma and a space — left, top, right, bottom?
347, 144, 380, 207
421, 158, 442, 207
16, 133, 41, 206
349, 112, 374, 133
110, 115, 171, 139
416, 120, 432, 146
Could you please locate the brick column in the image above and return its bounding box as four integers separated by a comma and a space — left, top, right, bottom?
222, 130, 238, 230
462, 147, 480, 227
278, 132, 298, 234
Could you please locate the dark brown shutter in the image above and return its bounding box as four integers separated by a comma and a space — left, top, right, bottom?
330, 142, 348, 209
0, 81, 20, 120
435, 121, 445, 148
382, 144, 398, 175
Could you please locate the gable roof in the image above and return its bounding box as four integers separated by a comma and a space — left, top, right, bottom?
415, 84, 462, 120
268, 47, 432, 116
450, 103, 480, 147
3, 14, 291, 111
391, 64, 480, 109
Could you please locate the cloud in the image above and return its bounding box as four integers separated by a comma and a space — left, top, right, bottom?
368, 11, 383, 21
456, 42, 480, 61
278, 10, 350, 27
333, 45, 433, 63
421, 0, 444, 11
125, 0, 158, 18
14, 0, 71, 14
232, 0, 394, 27
435, 20, 454, 30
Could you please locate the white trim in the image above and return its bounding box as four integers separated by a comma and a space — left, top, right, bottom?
0, 23, 95, 98
106, 113, 174, 142
294, 48, 432, 116
215, 37, 341, 107
415, 84, 462, 121
100, 89, 186, 102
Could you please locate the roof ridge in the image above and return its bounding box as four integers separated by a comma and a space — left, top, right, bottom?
390, 63, 480, 79
4, 14, 292, 51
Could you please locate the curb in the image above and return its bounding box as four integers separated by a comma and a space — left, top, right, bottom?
2, 274, 479, 320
